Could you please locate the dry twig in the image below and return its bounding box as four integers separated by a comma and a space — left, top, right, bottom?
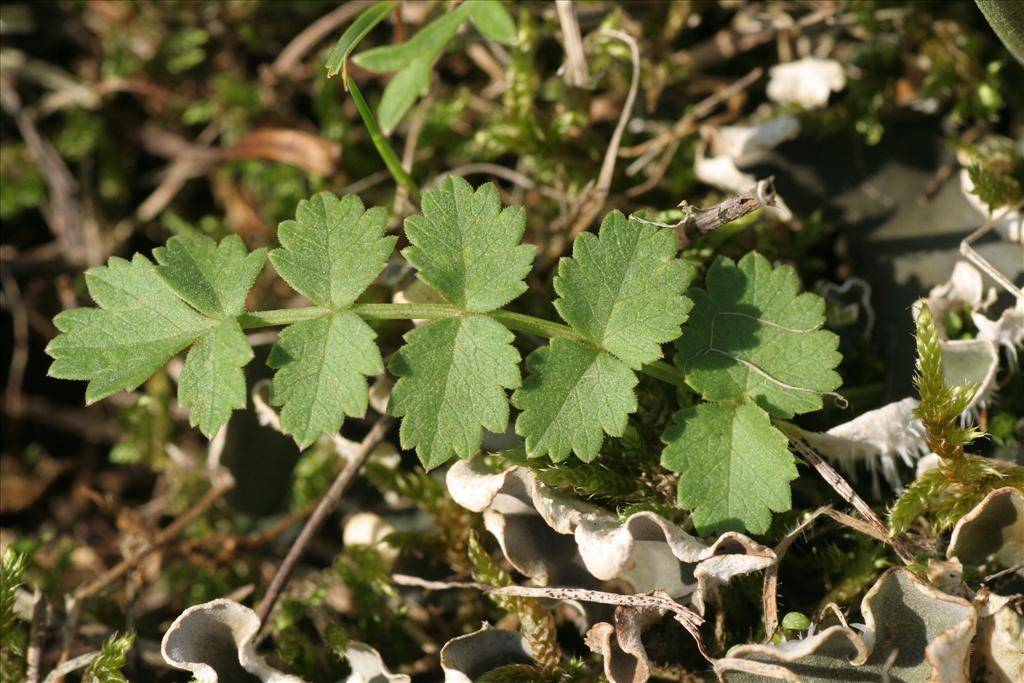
675, 177, 777, 247
392, 574, 714, 662
0, 266, 29, 417
26, 591, 47, 683
762, 507, 830, 641
555, 1, 588, 87
783, 430, 914, 565
562, 28, 640, 241
620, 67, 764, 159
255, 417, 393, 625
72, 469, 236, 603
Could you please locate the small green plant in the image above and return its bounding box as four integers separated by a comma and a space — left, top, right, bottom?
1, 549, 28, 682
889, 304, 1024, 535
46, 176, 843, 534
468, 532, 560, 674
331, 1, 516, 134
85, 632, 134, 683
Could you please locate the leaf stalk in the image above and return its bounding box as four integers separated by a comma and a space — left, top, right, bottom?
238, 303, 689, 387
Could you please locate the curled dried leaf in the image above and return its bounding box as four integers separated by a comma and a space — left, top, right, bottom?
447, 457, 774, 613
161, 599, 303, 683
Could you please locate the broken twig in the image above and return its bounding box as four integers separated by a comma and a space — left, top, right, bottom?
676, 177, 777, 247
392, 573, 714, 661
783, 429, 914, 565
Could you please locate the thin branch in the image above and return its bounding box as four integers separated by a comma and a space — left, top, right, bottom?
783, 430, 914, 565
566, 28, 640, 238
675, 177, 777, 247
392, 574, 711, 659
960, 199, 1024, 299
762, 507, 830, 641
0, 266, 29, 417
555, 1, 588, 87
620, 67, 763, 158
42, 651, 101, 683
255, 417, 393, 625
26, 591, 47, 683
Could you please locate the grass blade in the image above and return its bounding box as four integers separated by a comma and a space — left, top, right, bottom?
325, 1, 396, 80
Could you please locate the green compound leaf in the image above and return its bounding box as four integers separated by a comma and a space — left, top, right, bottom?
403, 177, 535, 313
179, 318, 252, 437
268, 312, 382, 449
388, 316, 521, 469
353, 3, 472, 73
512, 338, 638, 463
353, 3, 473, 134
661, 402, 796, 534
47, 255, 215, 404
49, 235, 266, 435
270, 192, 395, 309
555, 211, 694, 369
675, 252, 841, 418
154, 234, 266, 319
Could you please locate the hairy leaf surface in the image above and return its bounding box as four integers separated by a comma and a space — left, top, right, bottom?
48, 235, 266, 435
403, 177, 535, 313
269, 312, 382, 448
388, 316, 521, 468
512, 338, 637, 463
661, 402, 796, 534
675, 252, 841, 418
47, 255, 215, 404
179, 318, 252, 436
270, 192, 394, 309
555, 211, 694, 369
154, 234, 266, 319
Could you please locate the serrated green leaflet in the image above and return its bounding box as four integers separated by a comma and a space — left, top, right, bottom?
512, 338, 637, 463
270, 192, 395, 309
403, 177, 535, 313
675, 252, 842, 418
268, 312, 382, 448
661, 402, 795, 534
46, 255, 215, 404
388, 316, 521, 469
266, 192, 394, 448
179, 318, 252, 436
154, 234, 265, 319
48, 235, 265, 434
555, 211, 694, 369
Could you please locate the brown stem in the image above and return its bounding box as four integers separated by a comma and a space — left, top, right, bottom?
676, 177, 777, 248
255, 417, 393, 625
785, 431, 915, 565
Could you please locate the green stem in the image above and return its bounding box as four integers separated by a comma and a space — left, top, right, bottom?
238, 303, 689, 387
347, 76, 419, 197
